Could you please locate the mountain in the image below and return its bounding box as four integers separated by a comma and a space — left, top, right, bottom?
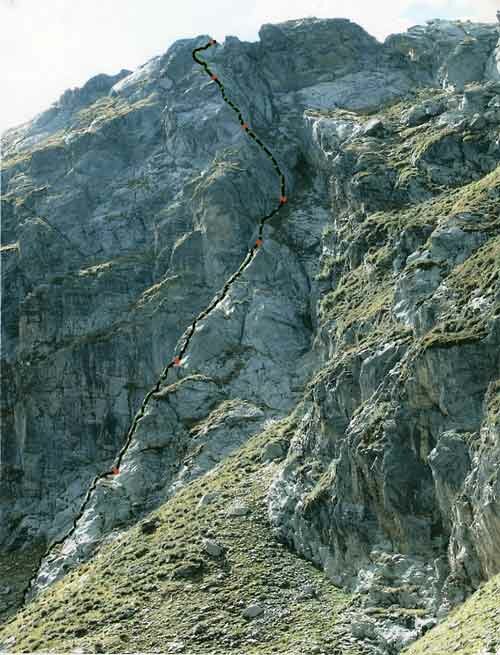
0, 15, 499, 654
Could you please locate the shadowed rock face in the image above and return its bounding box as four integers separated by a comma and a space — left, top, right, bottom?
1, 15, 499, 652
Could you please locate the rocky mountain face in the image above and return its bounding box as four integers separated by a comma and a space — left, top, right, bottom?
0, 15, 499, 654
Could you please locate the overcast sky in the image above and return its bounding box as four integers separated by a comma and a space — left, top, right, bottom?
0, 0, 498, 134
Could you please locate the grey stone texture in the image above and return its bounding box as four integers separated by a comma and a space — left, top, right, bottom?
1, 16, 500, 651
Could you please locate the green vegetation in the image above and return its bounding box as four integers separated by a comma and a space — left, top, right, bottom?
309, 89, 499, 436
191, 155, 247, 202
302, 468, 336, 515
316, 110, 499, 356
375, 88, 447, 123
2, 62, 499, 655
321, 267, 394, 332
0, 542, 46, 624
363, 162, 498, 240
421, 235, 499, 350
316, 253, 345, 281
0, 415, 364, 654
0, 132, 67, 170
319, 250, 407, 353
76, 251, 154, 277
190, 399, 261, 435
404, 573, 500, 655
126, 175, 152, 193
411, 126, 458, 162
449, 165, 500, 222
73, 94, 158, 132
1, 94, 157, 172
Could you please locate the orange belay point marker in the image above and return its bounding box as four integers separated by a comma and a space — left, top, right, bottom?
255, 238, 263, 248
280, 195, 288, 204
211, 73, 218, 81
173, 355, 182, 367
242, 122, 249, 130
111, 466, 120, 475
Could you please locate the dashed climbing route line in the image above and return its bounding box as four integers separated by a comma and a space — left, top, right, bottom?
21, 38, 288, 606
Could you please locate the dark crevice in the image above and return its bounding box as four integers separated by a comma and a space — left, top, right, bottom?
20, 38, 288, 606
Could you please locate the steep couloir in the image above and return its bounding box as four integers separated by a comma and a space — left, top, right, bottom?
1, 16, 499, 654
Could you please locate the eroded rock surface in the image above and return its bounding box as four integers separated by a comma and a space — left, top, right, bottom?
1, 15, 499, 653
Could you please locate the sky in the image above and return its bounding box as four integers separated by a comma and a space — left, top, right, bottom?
0, 0, 498, 135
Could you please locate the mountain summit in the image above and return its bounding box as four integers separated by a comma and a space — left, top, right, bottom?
1, 16, 499, 654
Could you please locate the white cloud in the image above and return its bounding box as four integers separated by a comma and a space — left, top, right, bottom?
242, 0, 414, 39
0, 0, 498, 134
402, 0, 499, 22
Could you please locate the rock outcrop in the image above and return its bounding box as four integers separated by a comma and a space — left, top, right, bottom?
1, 15, 499, 653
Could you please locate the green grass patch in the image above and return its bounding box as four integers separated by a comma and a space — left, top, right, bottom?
73, 94, 157, 132
0, 541, 46, 625
0, 414, 363, 654
403, 573, 500, 655
421, 236, 499, 351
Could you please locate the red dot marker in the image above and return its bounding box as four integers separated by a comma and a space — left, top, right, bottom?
173, 356, 182, 367
111, 466, 120, 476
211, 74, 218, 81
280, 196, 288, 204
255, 238, 263, 248
242, 123, 249, 130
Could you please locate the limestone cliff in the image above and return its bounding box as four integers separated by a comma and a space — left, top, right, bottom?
0, 16, 499, 654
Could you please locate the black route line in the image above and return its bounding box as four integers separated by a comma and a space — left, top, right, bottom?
20, 38, 287, 606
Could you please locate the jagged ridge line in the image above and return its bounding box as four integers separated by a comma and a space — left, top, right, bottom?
192, 41, 286, 211
20, 38, 287, 607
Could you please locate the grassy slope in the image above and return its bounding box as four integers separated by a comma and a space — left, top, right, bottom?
2, 89, 499, 655
0, 543, 46, 624
0, 416, 365, 654
404, 573, 500, 655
